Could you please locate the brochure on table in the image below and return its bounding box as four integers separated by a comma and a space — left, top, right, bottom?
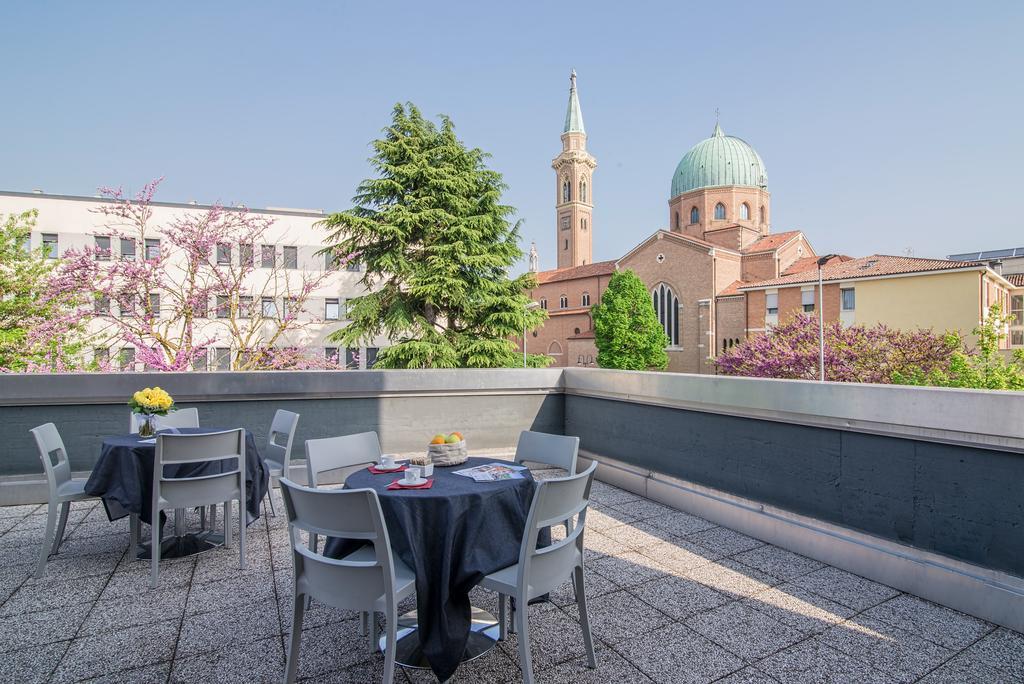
453, 462, 528, 482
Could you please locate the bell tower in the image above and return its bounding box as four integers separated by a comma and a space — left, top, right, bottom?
552, 70, 597, 269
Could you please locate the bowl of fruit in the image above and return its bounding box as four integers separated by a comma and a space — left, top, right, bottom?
426, 431, 468, 466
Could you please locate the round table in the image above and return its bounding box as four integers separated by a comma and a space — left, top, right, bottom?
326, 457, 540, 682
85, 428, 268, 559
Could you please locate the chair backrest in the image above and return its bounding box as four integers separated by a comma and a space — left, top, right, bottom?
515, 461, 597, 596
305, 431, 382, 488
129, 407, 200, 433
279, 478, 399, 611
30, 423, 72, 496
266, 409, 300, 472
153, 429, 245, 509
513, 430, 580, 474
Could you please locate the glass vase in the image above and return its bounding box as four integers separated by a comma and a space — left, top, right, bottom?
138, 414, 156, 437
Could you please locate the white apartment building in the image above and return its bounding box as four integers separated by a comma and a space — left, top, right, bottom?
0, 190, 387, 370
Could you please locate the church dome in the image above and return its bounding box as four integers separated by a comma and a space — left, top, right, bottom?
671, 123, 768, 198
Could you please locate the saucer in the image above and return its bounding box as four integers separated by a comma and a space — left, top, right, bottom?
399, 476, 427, 487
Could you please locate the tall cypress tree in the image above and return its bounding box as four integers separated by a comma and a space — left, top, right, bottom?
592, 270, 669, 370
320, 103, 549, 368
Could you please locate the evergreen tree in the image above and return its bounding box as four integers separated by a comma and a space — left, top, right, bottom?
319, 103, 549, 368
592, 270, 669, 370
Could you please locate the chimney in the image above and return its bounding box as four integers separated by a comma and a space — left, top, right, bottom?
989, 260, 1003, 275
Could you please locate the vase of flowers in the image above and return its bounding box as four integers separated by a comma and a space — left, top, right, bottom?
129, 387, 175, 437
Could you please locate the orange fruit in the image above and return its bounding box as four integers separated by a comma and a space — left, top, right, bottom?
450, 431, 463, 441
430, 436, 446, 445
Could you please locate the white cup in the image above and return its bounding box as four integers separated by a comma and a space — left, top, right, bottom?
404, 467, 421, 483
380, 455, 396, 469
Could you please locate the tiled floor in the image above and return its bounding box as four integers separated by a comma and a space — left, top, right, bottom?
1, 473, 1021, 683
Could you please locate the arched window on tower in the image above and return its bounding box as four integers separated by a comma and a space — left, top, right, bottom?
562, 180, 571, 203
760, 205, 766, 225
740, 203, 750, 220
582, 292, 591, 306
580, 179, 587, 203
559, 294, 568, 309
581, 217, 587, 232
690, 206, 699, 224
651, 283, 680, 347
714, 203, 726, 220
539, 298, 548, 310
674, 212, 680, 230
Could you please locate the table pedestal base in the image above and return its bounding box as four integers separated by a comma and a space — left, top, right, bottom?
136, 531, 225, 560
381, 606, 500, 669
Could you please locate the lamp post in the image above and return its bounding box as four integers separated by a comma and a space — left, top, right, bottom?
816, 255, 837, 381
523, 301, 540, 368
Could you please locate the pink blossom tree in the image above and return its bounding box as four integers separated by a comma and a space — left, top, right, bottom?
53, 179, 341, 371
715, 314, 956, 384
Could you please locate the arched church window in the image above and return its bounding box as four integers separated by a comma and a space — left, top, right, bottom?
547, 341, 562, 355
582, 292, 590, 306
539, 298, 548, 310
690, 206, 699, 224
674, 212, 680, 230
714, 203, 726, 220
740, 203, 750, 220
581, 218, 587, 232
651, 283, 680, 347
580, 179, 587, 203
562, 180, 571, 203
760, 205, 766, 224
559, 295, 568, 309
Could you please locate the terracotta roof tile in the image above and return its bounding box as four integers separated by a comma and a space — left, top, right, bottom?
781, 255, 851, 276
740, 254, 986, 290
741, 231, 802, 254
1008, 273, 1024, 287
534, 260, 616, 284
718, 280, 745, 297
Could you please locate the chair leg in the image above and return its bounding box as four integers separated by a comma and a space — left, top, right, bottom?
34, 501, 58, 579
266, 476, 278, 517
514, 594, 534, 684
509, 597, 516, 634
368, 611, 378, 653
223, 501, 232, 548
238, 498, 247, 571
284, 593, 306, 684
150, 512, 161, 588
209, 504, 217, 533
382, 608, 397, 684
575, 566, 597, 668
360, 610, 368, 636
497, 593, 507, 641
51, 501, 71, 555
199, 505, 206, 531
130, 514, 140, 559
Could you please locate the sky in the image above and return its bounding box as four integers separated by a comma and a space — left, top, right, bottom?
2, 2, 1022, 271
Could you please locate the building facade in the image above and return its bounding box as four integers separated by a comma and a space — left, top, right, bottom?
525, 73, 1023, 371
0, 190, 388, 370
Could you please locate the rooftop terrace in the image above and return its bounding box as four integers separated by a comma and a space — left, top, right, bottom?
1, 368, 1022, 682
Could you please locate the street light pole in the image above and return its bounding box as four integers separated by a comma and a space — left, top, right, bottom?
816, 255, 836, 382
523, 301, 540, 368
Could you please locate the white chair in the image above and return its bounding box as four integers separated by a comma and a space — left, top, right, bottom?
478, 461, 598, 684
513, 430, 580, 475
305, 431, 382, 488
129, 407, 200, 433
143, 429, 246, 587
280, 478, 416, 684
262, 409, 300, 517
29, 423, 97, 578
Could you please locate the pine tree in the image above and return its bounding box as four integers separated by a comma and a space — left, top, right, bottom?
319, 104, 549, 368
592, 269, 669, 370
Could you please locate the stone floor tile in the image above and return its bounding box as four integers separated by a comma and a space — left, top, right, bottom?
535, 645, 653, 684
171, 634, 286, 683
79, 586, 187, 635
177, 598, 283, 655
0, 641, 69, 684
588, 484, 642, 508
24, 551, 122, 584
286, 619, 376, 680
599, 519, 680, 550
0, 603, 91, 653
57, 532, 131, 558
416, 642, 519, 683
582, 531, 629, 560
607, 498, 675, 521
818, 615, 954, 683
101, 558, 195, 598
185, 569, 277, 615
643, 511, 720, 537
0, 526, 49, 547
638, 538, 723, 575
51, 617, 177, 682
66, 519, 129, 540
684, 559, 782, 600
615, 622, 745, 683
859, 594, 993, 650
687, 526, 767, 556
755, 638, 896, 683
0, 503, 41, 518
79, 661, 171, 683
548, 568, 618, 608
300, 657, 394, 683
731, 545, 824, 581
192, 543, 275, 583
684, 600, 807, 663
627, 574, 732, 621
588, 550, 674, 588
917, 651, 1011, 683
741, 583, 857, 636
0, 573, 107, 616
0, 565, 30, 605
585, 508, 639, 533
788, 567, 900, 612
714, 666, 778, 683
953, 627, 1024, 679
560, 589, 670, 647
496, 600, 588, 671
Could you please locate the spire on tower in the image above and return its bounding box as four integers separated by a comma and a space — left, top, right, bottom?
563, 69, 586, 134
713, 110, 724, 137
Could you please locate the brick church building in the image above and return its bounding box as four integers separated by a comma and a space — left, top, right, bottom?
522, 72, 1020, 371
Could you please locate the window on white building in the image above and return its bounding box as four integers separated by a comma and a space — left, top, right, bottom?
283, 246, 298, 269
239, 243, 254, 267
841, 288, 855, 311
652, 283, 679, 346
145, 238, 160, 260
94, 347, 109, 366
94, 236, 111, 260
325, 347, 339, 364
325, 298, 341, 320
41, 234, 58, 259
214, 347, 231, 371
94, 295, 110, 315
261, 297, 276, 318
239, 295, 253, 318
120, 238, 136, 260
149, 293, 160, 318
765, 292, 779, 315
119, 348, 136, 372
216, 243, 232, 265
802, 289, 815, 313
261, 244, 275, 268
193, 348, 208, 371
346, 258, 361, 272
215, 295, 230, 318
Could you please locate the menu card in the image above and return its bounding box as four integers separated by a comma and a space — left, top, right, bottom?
453, 463, 528, 482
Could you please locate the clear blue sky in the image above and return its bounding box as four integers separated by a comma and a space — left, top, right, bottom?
3, 2, 1022, 270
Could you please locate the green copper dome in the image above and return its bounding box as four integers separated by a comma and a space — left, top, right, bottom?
670, 123, 767, 197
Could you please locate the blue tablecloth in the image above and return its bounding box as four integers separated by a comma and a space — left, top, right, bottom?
326, 457, 540, 681
85, 428, 268, 526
